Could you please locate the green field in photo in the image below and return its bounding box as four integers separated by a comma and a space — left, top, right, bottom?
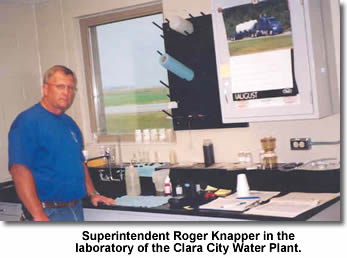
229, 34, 293, 56
106, 111, 172, 134
104, 87, 169, 107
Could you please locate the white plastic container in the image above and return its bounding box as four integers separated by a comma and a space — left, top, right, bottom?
164, 175, 172, 195
152, 169, 170, 193
135, 129, 142, 143
176, 185, 183, 196
142, 129, 150, 144
125, 164, 141, 196
237, 174, 250, 198
150, 129, 158, 142
159, 128, 166, 142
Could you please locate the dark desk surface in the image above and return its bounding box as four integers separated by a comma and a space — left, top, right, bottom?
82, 194, 340, 221
0, 181, 20, 203
1, 173, 340, 221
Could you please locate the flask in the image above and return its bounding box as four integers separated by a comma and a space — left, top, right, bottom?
164, 176, 172, 196
260, 137, 277, 169
125, 164, 141, 196
203, 139, 215, 167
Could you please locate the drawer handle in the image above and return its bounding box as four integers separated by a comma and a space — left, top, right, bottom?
0, 209, 4, 212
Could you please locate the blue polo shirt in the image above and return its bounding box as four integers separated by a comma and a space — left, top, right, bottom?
8, 103, 86, 202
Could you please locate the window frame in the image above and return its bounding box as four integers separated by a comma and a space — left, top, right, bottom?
80, 1, 165, 143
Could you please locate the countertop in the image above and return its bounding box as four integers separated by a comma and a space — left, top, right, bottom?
83, 164, 340, 221
81, 194, 340, 221
1, 177, 340, 221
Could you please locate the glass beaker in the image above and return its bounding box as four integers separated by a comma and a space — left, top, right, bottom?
260, 137, 277, 169
261, 137, 276, 152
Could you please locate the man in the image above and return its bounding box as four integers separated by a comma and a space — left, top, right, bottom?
8, 65, 115, 221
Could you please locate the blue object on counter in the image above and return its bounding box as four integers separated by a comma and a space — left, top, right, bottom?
127, 163, 168, 177
115, 195, 171, 208
236, 196, 260, 200
159, 53, 194, 81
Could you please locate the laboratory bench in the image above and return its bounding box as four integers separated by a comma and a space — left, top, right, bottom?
82, 195, 340, 221
83, 163, 342, 221
0, 164, 341, 221
0, 181, 22, 221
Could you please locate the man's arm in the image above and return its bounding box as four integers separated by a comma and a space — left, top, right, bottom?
10, 164, 49, 221
83, 163, 115, 206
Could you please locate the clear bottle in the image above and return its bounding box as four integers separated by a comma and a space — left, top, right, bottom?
125, 164, 141, 196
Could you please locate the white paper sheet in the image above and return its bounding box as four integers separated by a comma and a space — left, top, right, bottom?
199, 191, 280, 212
245, 192, 340, 218
230, 48, 293, 93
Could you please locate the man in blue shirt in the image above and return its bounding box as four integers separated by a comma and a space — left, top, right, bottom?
8, 65, 115, 221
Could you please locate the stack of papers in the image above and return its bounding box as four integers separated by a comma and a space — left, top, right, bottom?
199, 191, 280, 212
245, 192, 340, 218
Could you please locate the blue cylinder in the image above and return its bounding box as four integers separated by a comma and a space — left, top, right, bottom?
159, 53, 194, 81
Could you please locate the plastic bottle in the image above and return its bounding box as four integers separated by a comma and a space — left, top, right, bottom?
125, 164, 141, 196
175, 185, 183, 196
164, 176, 172, 196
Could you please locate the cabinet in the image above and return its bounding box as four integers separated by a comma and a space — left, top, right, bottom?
211, 0, 339, 123
0, 202, 22, 221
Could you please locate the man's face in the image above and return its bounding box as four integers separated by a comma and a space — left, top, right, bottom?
42, 71, 76, 114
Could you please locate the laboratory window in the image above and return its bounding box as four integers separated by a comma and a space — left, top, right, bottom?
80, 2, 172, 142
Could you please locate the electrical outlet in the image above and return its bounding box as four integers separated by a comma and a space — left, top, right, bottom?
290, 138, 312, 150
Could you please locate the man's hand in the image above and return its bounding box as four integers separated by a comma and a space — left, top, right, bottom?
90, 194, 116, 207
83, 163, 116, 207
33, 214, 50, 221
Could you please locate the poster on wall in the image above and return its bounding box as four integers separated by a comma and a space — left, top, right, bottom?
220, 0, 298, 102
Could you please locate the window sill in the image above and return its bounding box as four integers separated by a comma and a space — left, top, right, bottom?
93, 133, 176, 145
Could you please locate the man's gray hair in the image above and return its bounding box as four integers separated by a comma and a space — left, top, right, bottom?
43, 65, 77, 86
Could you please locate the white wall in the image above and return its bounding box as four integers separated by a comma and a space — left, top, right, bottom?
0, 0, 340, 181
0, 3, 42, 182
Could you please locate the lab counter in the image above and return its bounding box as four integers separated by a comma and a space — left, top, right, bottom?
82, 196, 340, 221
0, 181, 340, 221
0, 163, 341, 222
0, 181, 22, 221
84, 164, 341, 221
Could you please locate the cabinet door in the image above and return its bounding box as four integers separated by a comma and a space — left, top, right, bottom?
0, 202, 22, 221
211, 0, 339, 123
0, 214, 21, 221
